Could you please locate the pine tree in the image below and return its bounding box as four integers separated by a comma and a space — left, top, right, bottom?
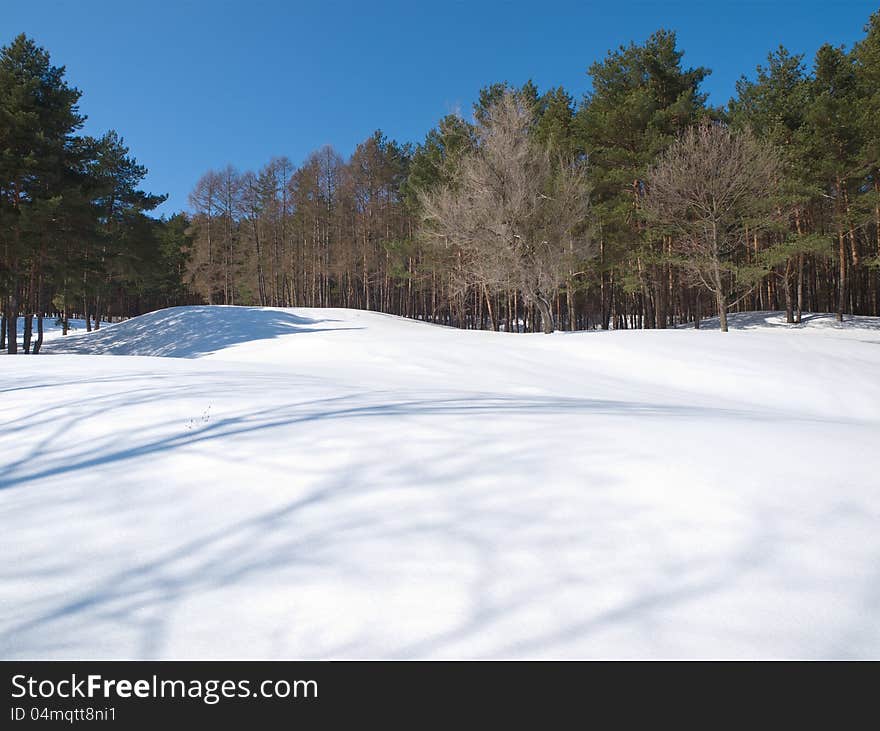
576, 29, 710, 329
853, 12, 880, 311
729, 47, 823, 322
801, 44, 862, 321
0, 33, 84, 352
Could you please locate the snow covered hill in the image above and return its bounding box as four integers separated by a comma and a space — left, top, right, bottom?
2, 306, 879, 658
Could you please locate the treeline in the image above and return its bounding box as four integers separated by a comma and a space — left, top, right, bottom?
4, 11, 880, 346
187, 139, 414, 315
186, 12, 880, 333
0, 34, 194, 354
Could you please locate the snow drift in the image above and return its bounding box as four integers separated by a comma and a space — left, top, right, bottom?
2, 306, 879, 658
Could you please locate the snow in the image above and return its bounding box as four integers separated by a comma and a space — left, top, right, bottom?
6, 316, 91, 347
1, 306, 879, 659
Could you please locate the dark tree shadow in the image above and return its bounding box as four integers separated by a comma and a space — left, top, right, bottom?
683, 311, 880, 332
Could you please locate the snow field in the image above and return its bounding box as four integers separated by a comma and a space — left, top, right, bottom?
1, 306, 878, 658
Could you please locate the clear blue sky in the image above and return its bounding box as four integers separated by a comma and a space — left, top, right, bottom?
4, 0, 877, 215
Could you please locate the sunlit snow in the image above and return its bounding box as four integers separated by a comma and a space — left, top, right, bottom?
1, 306, 879, 658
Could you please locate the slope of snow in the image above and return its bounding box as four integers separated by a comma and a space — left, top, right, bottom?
2, 306, 879, 659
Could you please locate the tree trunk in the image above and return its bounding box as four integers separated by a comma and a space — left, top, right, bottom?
654, 263, 667, 329
717, 291, 728, 333
23, 311, 32, 353
535, 296, 554, 334
484, 286, 497, 332
636, 257, 653, 329
599, 240, 610, 330
33, 314, 44, 354
836, 180, 846, 322
837, 225, 846, 322
782, 262, 794, 324
874, 175, 880, 316
796, 253, 804, 324
6, 294, 18, 354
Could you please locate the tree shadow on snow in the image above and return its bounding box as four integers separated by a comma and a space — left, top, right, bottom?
0, 383, 861, 494
2, 380, 877, 658
683, 311, 880, 332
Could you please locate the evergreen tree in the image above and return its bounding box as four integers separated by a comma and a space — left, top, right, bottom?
801, 44, 862, 320
0, 33, 84, 352
533, 87, 579, 157
729, 47, 824, 322
404, 114, 475, 209
853, 11, 880, 306
576, 29, 710, 329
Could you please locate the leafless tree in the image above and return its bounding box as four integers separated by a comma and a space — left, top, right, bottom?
187, 170, 222, 304
418, 92, 592, 333
187, 166, 247, 305
641, 122, 781, 331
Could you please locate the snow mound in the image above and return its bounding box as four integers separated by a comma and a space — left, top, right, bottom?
42, 306, 360, 358
41, 305, 880, 362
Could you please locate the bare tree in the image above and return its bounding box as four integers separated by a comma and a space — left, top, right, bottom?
641, 122, 781, 331
240, 170, 268, 306
418, 92, 591, 333
187, 170, 221, 304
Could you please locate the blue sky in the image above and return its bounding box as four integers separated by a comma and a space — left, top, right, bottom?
4, 1, 877, 215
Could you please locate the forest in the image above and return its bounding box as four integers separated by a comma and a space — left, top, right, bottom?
2, 9, 879, 349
